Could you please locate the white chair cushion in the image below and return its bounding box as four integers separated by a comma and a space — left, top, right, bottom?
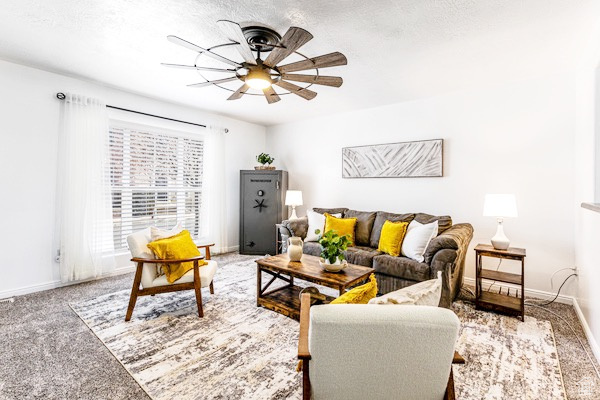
147, 260, 217, 288
126, 227, 158, 289
308, 304, 459, 400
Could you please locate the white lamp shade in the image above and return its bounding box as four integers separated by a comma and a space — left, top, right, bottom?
483, 194, 518, 218
285, 190, 303, 206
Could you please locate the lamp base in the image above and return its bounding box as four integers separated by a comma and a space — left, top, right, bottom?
289, 206, 299, 220
491, 218, 510, 250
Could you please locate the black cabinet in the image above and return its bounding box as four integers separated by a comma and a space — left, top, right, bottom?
239, 170, 288, 255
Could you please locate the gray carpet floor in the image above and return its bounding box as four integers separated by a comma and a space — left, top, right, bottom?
0, 253, 598, 400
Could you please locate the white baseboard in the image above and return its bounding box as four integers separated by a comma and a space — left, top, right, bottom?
216, 245, 239, 254
572, 297, 600, 365
462, 277, 574, 305
0, 264, 135, 300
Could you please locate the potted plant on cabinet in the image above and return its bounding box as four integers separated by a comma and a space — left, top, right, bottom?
255, 153, 275, 170
315, 229, 351, 272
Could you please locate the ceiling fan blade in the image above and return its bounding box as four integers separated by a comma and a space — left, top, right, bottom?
277, 52, 347, 73
217, 20, 257, 65
187, 77, 239, 88
161, 63, 236, 73
274, 80, 317, 100
264, 27, 313, 68
281, 73, 343, 87
263, 86, 281, 104
167, 35, 241, 67
228, 83, 250, 100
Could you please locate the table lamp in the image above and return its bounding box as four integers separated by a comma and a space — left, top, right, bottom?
285, 190, 303, 219
483, 194, 518, 250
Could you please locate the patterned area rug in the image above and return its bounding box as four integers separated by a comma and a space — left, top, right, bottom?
71, 257, 566, 400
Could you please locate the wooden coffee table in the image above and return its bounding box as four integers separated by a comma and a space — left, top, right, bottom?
256, 253, 374, 320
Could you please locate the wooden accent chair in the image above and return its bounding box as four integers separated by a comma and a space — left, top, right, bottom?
125, 228, 217, 321
298, 293, 463, 400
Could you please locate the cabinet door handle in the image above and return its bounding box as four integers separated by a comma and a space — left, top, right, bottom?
276, 180, 280, 190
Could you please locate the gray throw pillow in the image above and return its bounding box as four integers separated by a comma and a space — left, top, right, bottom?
344, 210, 376, 247
369, 211, 415, 249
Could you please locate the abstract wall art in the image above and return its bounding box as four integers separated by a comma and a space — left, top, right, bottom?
342, 139, 443, 178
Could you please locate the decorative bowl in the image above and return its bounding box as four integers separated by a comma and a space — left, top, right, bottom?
319, 258, 348, 273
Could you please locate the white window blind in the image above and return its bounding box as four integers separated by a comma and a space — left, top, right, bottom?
108, 124, 204, 252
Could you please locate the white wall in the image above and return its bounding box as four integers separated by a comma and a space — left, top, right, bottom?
266, 73, 577, 295
574, 19, 600, 360
0, 59, 265, 297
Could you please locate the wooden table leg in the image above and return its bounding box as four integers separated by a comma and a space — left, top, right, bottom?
256, 264, 262, 306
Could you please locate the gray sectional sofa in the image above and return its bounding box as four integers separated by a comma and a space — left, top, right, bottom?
278, 207, 473, 308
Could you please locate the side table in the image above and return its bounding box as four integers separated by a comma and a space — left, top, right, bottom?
475, 244, 526, 321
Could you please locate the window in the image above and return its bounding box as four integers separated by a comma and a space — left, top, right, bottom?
108, 123, 204, 252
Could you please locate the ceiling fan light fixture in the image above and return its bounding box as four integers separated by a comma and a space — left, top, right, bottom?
245, 68, 272, 89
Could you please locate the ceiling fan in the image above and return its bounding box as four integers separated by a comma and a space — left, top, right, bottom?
162, 20, 347, 104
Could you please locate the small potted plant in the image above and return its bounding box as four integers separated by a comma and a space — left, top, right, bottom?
315, 229, 351, 272
255, 153, 275, 170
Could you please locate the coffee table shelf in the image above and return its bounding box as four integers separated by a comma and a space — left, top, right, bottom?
258, 285, 336, 320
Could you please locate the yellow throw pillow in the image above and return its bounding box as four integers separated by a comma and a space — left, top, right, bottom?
324, 213, 357, 246
378, 220, 409, 257
331, 274, 378, 304
147, 230, 206, 284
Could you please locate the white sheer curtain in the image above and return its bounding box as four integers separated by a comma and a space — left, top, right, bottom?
201, 126, 228, 253
56, 93, 115, 282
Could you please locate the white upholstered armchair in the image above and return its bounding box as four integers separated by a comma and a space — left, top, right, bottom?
298, 293, 461, 400
125, 227, 218, 321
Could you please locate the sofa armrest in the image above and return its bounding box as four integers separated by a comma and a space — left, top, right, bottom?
424, 223, 474, 265
281, 216, 309, 240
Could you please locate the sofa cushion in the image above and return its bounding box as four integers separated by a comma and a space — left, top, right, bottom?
344, 209, 377, 246
369, 212, 415, 249
313, 207, 348, 216
373, 254, 431, 281
303, 241, 322, 257
343, 246, 383, 267
414, 213, 452, 234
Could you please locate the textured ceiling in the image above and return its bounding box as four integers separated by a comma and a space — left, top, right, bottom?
0, 0, 599, 125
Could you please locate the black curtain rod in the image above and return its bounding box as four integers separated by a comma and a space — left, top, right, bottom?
55, 92, 219, 131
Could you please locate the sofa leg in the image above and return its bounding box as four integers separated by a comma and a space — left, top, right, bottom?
209, 281, 214, 295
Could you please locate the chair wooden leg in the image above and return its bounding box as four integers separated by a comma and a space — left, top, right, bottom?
193, 261, 203, 318
302, 359, 311, 400
444, 368, 455, 400
209, 281, 214, 294
125, 262, 143, 321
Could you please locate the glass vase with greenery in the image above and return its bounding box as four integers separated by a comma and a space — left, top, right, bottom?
315, 229, 351, 264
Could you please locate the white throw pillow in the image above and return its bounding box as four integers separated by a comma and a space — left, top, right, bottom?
149, 223, 184, 277
368, 271, 442, 306
401, 220, 439, 262
150, 222, 184, 242
305, 210, 341, 242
